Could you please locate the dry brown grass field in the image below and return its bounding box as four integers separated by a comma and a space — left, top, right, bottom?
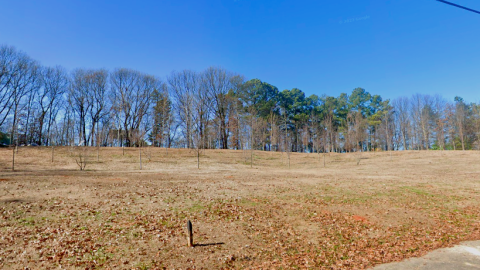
1, 147, 479, 269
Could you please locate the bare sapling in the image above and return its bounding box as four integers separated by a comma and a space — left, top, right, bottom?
285, 136, 291, 169
192, 135, 201, 169
71, 146, 89, 171
50, 131, 56, 163
139, 146, 142, 170
287, 150, 291, 169
250, 122, 254, 168
240, 140, 247, 164
323, 151, 326, 168
323, 137, 326, 168
248, 108, 257, 168
192, 124, 205, 169
355, 151, 362, 166
316, 144, 320, 161
251, 147, 254, 168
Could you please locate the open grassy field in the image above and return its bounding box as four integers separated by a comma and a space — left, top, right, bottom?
1, 147, 479, 269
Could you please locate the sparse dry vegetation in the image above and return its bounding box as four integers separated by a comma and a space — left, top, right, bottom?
1, 147, 480, 269
70, 146, 91, 171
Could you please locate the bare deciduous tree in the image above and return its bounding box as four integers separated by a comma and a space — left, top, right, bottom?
70, 69, 93, 146
9, 53, 41, 147
168, 70, 199, 148
87, 69, 109, 147
393, 97, 410, 150
204, 67, 236, 149
0, 45, 18, 129
111, 68, 157, 147
36, 66, 68, 145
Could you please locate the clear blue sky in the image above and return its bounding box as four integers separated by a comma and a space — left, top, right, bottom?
1, 0, 479, 102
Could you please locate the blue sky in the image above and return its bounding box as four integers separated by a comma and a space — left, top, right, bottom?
1, 0, 479, 102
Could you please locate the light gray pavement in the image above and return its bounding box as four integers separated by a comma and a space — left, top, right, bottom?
372, 241, 480, 270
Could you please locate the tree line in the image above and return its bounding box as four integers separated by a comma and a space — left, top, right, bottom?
1, 44, 479, 152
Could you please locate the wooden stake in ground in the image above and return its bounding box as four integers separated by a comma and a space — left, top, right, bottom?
323, 151, 326, 167
12, 146, 15, 171
96, 131, 100, 162
187, 220, 193, 247
139, 147, 142, 170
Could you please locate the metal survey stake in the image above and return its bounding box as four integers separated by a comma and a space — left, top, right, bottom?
187, 220, 193, 247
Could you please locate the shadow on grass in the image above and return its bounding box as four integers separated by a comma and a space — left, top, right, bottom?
0, 198, 29, 203
194, 242, 225, 247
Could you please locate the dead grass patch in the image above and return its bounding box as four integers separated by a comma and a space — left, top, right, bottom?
0, 147, 479, 269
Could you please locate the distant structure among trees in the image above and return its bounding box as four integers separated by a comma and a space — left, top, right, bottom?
1, 44, 479, 152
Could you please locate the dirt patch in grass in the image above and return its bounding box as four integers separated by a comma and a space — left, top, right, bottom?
0, 147, 479, 269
